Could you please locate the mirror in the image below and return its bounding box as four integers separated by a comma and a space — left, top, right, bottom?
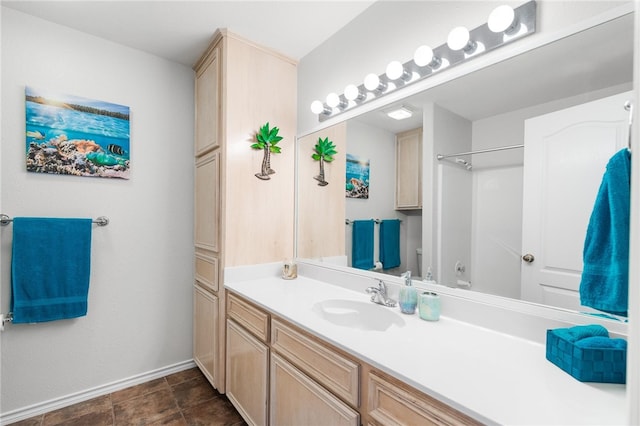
297, 12, 634, 314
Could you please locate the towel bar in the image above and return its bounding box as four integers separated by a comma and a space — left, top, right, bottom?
0, 312, 13, 331
345, 218, 403, 225
0, 214, 109, 226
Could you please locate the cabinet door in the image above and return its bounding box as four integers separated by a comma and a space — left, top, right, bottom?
226, 320, 269, 426
194, 284, 218, 387
270, 353, 359, 426
395, 128, 422, 210
195, 150, 220, 254
195, 46, 220, 156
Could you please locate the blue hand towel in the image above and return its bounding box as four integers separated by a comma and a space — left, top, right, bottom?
11, 217, 93, 323
551, 324, 609, 343
579, 148, 631, 316
575, 336, 627, 350
352, 220, 374, 270
379, 219, 401, 270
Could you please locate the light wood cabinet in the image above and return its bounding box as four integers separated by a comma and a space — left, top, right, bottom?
271, 319, 359, 407
226, 319, 269, 426
395, 128, 423, 210
193, 284, 218, 385
225, 290, 479, 426
193, 29, 297, 392
195, 45, 220, 156
270, 353, 360, 426
367, 371, 480, 426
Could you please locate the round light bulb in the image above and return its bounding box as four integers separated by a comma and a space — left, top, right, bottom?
447, 26, 470, 51
364, 73, 381, 91
326, 92, 340, 108
385, 61, 405, 81
310, 100, 325, 114
488, 5, 515, 33
413, 45, 434, 67
344, 84, 360, 101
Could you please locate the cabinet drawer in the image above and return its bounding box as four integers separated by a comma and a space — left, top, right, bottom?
226, 292, 269, 342
368, 372, 480, 426
195, 252, 218, 292
271, 319, 359, 407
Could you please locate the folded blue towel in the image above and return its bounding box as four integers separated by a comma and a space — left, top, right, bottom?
352, 220, 374, 270
379, 219, 401, 270
551, 324, 609, 343
11, 217, 93, 323
579, 148, 630, 316
575, 336, 627, 350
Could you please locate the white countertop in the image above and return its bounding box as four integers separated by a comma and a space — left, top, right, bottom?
225, 272, 627, 425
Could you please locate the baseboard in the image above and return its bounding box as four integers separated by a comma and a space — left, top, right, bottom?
0, 359, 196, 425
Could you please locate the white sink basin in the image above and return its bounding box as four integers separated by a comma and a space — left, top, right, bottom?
312, 299, 405, 331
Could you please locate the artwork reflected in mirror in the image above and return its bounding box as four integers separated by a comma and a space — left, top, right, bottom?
297, 14, 634, 315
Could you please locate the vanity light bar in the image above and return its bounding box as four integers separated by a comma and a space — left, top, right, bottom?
311, 1, 537, 122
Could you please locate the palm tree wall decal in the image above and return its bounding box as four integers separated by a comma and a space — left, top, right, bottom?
251, 122, 282, 180
312, 137, 337, 187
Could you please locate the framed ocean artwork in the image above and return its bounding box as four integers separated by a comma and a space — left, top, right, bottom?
25, 87, 130, 179
346, 153, 370, 199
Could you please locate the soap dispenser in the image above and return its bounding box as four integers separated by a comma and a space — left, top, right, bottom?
423, 266, 436, 284
399, 271, 417, 314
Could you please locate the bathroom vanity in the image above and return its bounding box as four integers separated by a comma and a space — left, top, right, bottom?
224, 262, 626, 425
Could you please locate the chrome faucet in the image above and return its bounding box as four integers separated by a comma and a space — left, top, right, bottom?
366, 280, 397, 307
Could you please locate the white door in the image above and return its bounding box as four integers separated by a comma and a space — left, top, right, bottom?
521, 92, 632, 310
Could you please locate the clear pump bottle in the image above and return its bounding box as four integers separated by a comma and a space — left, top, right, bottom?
399, 271, 417, 314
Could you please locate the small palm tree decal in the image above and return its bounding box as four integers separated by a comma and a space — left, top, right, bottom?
252, 122, 283, 180
312, 137, 337, 186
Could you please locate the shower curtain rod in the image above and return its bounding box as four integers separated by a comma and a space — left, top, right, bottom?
436, 144, 524, 160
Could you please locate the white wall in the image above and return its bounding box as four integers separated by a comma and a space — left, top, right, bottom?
0, 7, 195, 417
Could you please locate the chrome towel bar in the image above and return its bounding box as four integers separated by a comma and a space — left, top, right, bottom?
0, 214, 109, 227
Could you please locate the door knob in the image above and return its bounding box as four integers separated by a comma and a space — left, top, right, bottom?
522, 254, 535, 263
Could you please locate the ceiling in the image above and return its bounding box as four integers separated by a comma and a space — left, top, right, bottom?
1, 0, 374, 66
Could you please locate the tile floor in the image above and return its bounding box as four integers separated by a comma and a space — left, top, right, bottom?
10, 367, 246, 426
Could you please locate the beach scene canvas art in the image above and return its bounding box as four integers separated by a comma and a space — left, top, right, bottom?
346, 153, 370, 199
25, 87, 130, 179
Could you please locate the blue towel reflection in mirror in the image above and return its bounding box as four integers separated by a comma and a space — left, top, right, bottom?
11, 217, 93, 323
579, 148, 631, 317
351, 220, 375, 270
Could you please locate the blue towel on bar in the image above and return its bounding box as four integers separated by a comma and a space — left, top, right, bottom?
352, 220, 374, 270
579, 148, 630, 316
379, 219, 401, 270
11, 217, 93, 323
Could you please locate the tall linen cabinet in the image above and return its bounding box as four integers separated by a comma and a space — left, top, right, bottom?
193, 29, 297, 392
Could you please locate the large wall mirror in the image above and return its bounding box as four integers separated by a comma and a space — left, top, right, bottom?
297, 11, 634, 316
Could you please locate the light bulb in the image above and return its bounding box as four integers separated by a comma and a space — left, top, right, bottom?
344, 84, 362, 101
447, 26, 477, 54
488, 5, 516, 33
364, 73, 385, 92
413, 45, 433, 67
413, 45, 441, 69
385, 61, 405, 81
326, 93, 340, 108
447, 26, 470, 51
310, 100, 326, 115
